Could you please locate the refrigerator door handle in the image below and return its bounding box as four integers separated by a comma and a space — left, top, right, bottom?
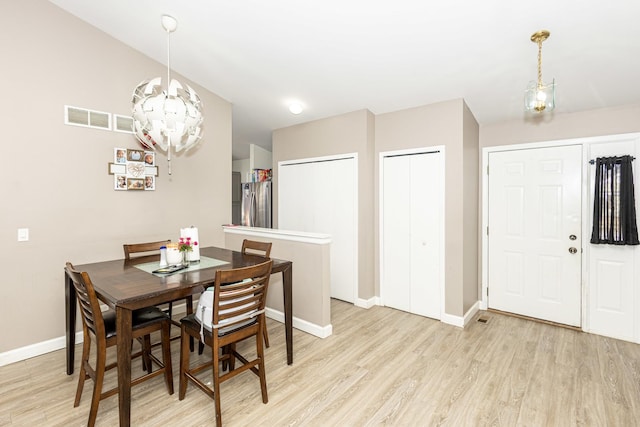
250, 192, 256, 227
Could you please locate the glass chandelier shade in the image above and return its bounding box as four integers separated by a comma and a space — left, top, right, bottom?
524, 30, 555, 113
131, 15, 203, 174
524, 78, 555, 113
132, 78, 203, 152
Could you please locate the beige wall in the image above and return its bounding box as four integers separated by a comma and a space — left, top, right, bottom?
480, 104, 640, 149
272, 110, 376, 300
1, 1, 232, 353
462, 103, 480, 313
273, 101, 480, 318
263, 74, 640, 324
375, 99, 479, 317
224, 230, 332, 330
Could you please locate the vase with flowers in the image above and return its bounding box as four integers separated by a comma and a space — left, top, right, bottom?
178, 236, 198, 265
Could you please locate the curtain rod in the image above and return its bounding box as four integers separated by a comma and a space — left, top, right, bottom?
589, 156, 636, 165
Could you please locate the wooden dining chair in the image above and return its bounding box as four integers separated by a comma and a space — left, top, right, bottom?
123, 239, 171, 261
195, 239, 273, 356
123, 240, 194, 330
65, 262, 174, 427
241, 239, 273, 347
179, 260, 273, 427
241, 239, 272, 258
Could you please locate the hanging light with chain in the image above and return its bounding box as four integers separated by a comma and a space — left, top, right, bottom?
524, 30, 555, 113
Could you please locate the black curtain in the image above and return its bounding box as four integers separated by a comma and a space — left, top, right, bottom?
590, 155, 639, 245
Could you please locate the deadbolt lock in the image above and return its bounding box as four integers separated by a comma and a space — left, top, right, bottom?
569, 234, 577, 240
569, 247, 577, 254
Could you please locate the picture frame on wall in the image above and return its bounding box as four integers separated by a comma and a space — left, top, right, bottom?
127, 178, 144, 190
145, 175, 155, 190
127, 149, 144, 162
115, 148, 127, 164
109, 147, 157, 191
144, 151, 155, 166
115, 175, 127, 190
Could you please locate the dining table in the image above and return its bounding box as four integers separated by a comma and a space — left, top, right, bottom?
64, 246, 293, 427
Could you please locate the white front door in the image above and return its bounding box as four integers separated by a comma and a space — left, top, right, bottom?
488, 145, 582, 326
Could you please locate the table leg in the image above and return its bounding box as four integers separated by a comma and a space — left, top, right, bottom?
65, 271, 76, 375
116, 306, 133, 426
282, 263, 293, 365
187, 295, 194, 352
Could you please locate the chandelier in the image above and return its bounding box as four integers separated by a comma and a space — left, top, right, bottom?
132, 15, 203, 174
524, 30, 555, 113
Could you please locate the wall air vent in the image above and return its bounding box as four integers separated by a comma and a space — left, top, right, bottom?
64, 105, 111, 130
113, 114, 134, 133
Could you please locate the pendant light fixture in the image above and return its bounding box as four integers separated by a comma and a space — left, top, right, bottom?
131, 15, 203, 175
524, 30, 555, 113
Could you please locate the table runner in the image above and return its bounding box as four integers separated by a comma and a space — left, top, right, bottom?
134, 256, 229, 276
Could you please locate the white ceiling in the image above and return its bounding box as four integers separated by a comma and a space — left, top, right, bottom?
50, 0, 640, 160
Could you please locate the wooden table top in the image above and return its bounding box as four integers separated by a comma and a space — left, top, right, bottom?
74, 246, 290, 311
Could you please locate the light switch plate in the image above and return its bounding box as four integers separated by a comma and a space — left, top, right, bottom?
18, 228, 29, 242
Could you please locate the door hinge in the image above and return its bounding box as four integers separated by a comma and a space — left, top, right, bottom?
486, 287, 489, 297
487, 164, 489, 175
486, 226, 489, 236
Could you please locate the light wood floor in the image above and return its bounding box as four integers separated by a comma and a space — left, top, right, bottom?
2, 300, 640, 426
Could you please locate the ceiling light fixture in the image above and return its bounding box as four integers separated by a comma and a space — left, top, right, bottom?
524, 30, 555, 114
288, 103, 303, 115
131, 15, 203, 175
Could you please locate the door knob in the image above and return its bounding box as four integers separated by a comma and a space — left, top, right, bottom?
568, 247, 577, 254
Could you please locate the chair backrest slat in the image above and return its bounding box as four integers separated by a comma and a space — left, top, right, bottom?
212, 261, 272, 329
241, 239, 272, 258
123, 239, 171, 260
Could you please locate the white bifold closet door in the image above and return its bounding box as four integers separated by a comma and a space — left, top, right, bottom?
381, 150, 443, 319
279, 156, 357, 303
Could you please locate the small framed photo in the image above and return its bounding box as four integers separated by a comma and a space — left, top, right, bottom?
144, 175, 155, 191
127, 149, 144, 162
114, 148, 127, 164
114, 174, 127, 190
144, 151, 155, 166
127, 178, 145, 190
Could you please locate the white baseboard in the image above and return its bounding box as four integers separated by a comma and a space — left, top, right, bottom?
355, 296, 379, 309
440, 312, 464, 327
0, 331, 84, 368
441, 301, 480, 328
370, 298, 480, 329
265, 307, 332, 338
464, 301, 481, 326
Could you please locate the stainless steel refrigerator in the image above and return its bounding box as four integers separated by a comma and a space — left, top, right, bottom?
241, 182, 272, 228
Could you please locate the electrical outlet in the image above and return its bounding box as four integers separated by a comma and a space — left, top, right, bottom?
18, 228, 29, 242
